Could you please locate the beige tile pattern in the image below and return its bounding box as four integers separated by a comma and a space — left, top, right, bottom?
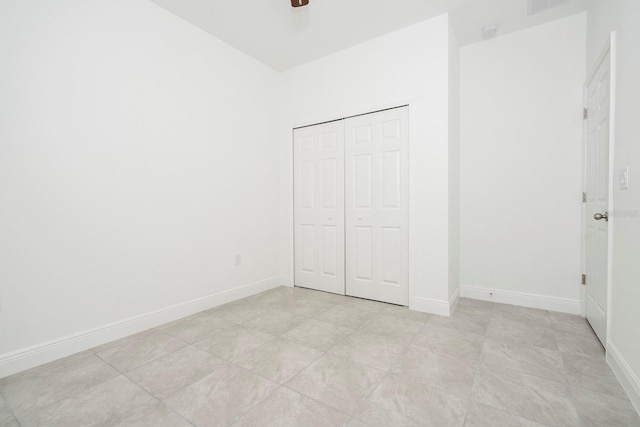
16, 375, 159, 427
0, 352, 118, 416
463, 401, 545, 426
166, 364, 279, 426
282, 318, 355, 351
357, 373, 467, 426
231, 386, 351, 427
235, 338, 322, 383
1, 290, 637, 427
126, 346, 228, 399
471, 366, 580, 426
286, 354, 386, 415
94, 329, 187, 372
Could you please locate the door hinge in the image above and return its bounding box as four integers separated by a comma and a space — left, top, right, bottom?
582, 274, 586, 285
582, 192, 587, 203
583, 108, 588, 120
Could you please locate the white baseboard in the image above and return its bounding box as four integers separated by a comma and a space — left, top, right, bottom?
607, 341, 640, 415
460, 285, 581, 315
411, 296, 451, 317
0, 275, 286, 379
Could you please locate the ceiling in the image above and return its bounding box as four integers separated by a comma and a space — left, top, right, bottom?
151, 0, 586, 71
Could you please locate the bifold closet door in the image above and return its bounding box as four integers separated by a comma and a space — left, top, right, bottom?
345, 107, 409, 305
293, 121, 345, 295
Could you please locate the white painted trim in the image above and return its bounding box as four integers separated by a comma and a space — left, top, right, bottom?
448, 286, 460, 315
605, 31, 617, 344
0, 276, 286, 379
411, 296, 450, 317
607, 341, 640, 416
460, 285, 581, 315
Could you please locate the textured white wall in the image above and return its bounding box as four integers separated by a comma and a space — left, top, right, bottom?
281, 15, 455, 310
586, 0, 640, 412
460, 13, 587, 309
0, 0, 282, 355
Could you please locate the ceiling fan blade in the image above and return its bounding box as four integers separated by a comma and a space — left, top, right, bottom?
291, 0, 309, 7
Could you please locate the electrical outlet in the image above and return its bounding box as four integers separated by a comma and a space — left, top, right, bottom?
235, 254, 241, 265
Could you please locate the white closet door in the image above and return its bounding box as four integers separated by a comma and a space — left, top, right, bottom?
294, 121, 345, 295
345, 107, 409, 305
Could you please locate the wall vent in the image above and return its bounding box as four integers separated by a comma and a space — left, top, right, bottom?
528, 0, 570, 16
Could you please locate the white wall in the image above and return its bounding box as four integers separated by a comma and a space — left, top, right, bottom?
460, 13, 587, 313
0, 0, 282, 372
280, 14, 457, 314
448, 21, 461, 302
586, 0, 640, 413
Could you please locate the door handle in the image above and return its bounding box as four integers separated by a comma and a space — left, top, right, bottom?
594, 212, 609, 222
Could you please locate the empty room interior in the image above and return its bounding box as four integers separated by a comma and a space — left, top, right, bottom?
1, 0, 640, 425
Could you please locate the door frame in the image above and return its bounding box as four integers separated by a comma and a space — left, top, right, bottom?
581, 32, 616, 345
288, 100, 414, 306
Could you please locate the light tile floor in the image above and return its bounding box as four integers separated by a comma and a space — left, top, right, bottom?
1, 286, 639, 426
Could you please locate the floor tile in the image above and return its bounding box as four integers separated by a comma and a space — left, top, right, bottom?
242, 309, 300, 335
262, 297, 334, 318
379, 304, 431, 322
235, 338, 322, 384
481, 337, 564, 380
115, 404, 192, 426
0, 352, 118, 416
157, 311, 235, 343
339, 297, 387, 313
549, 311, 595, 336
315, 305, 376, 328
166, 364, 279, 427
357, 373, 467, 427
429, 311, 489, 335
471, 365, 579, 426
414, 323, 485, 360
281, 318, 355, 351
297, 288, 347, 305
330, 331, 411, 371
562, 352, 628, 398
455, 298, 494, 317
491, 305, 551, 327
16, 375, 159, 427
195, 324, 276, 361
573, 386, 640, 427
391, 345, 478, 399
0, 393, 18, 427
126, 346, 228, 400
463, 401, 545, 426
286, 354, 385, 416
553, 329, 605, 359
94, 329, 187, 372
212, 300, 269, 324
359, 314, 424, 340
345, 418, 370, 427
486, 320, 558, 350
231, 387, 351, 427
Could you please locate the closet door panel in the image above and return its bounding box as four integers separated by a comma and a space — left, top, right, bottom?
345, 107, 409, 305
294, 121, 345, 295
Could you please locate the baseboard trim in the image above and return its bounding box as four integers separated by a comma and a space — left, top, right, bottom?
0, 275, 286, 379
460, 285, 581, 314
411, 296, 451, 317
607, 341, 640, 415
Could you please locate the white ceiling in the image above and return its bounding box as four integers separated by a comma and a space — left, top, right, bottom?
151, 0, 586, 71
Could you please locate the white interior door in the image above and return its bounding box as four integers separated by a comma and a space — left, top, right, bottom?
584, 49, 612, 346
294, 121, 345, 294
345, 107, 409, 305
